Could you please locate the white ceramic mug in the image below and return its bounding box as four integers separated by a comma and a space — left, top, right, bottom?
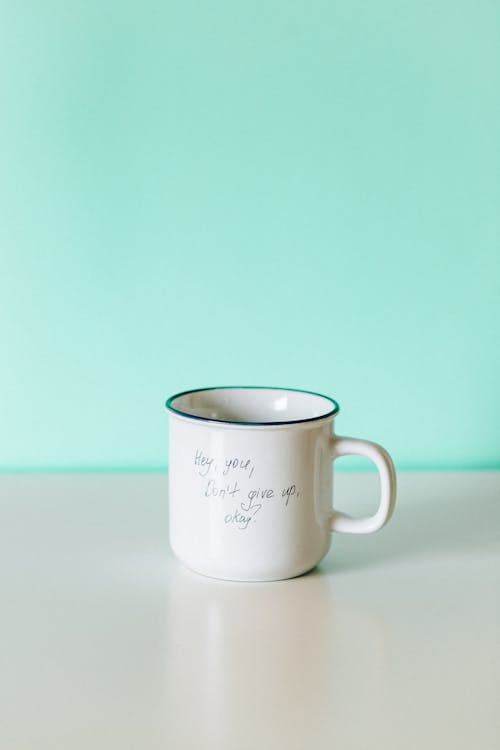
166, 386, 397, 582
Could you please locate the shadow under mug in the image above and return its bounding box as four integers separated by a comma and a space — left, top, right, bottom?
166, 386, 397, 582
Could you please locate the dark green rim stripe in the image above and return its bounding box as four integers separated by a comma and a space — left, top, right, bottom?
165, 386, 340, 427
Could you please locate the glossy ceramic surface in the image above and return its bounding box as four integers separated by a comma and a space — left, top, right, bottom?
166, 387, 396, 581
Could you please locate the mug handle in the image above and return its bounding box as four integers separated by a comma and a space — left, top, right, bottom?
329, 435, 397, 534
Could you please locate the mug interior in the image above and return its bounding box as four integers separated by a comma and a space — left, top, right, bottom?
166, 387, 339, 426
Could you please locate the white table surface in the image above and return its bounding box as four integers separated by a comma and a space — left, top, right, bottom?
1, 472, 499, 750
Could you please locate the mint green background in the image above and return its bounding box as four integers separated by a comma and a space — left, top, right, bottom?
1, 1, 499, 471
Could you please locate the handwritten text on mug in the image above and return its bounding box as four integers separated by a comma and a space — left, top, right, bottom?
193, 449, 301, 531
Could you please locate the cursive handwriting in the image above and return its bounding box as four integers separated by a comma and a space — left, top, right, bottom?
247, 487, 274, 502
194, 449, 215, 477
282, 484, 298, 505
204, 479, 240, 499
222, 456, 255, 478
193, 447, 300, 531
224, 507, 258, 530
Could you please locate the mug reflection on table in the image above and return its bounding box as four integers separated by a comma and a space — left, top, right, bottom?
164, 567, 389, 746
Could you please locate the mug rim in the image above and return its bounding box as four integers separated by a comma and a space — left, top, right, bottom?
165, 386, 340, 427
